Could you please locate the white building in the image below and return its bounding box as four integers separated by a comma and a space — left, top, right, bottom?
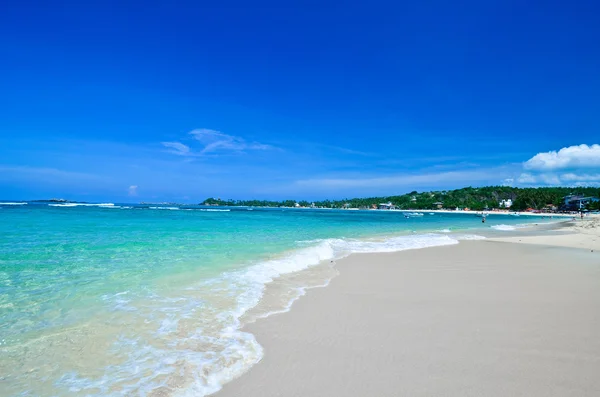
499, 199, 513, 208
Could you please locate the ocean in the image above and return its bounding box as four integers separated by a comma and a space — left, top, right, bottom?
0, 202, 558, 396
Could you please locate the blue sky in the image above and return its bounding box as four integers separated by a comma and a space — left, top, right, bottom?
1, 1, 599, 202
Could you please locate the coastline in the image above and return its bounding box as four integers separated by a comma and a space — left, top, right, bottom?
215, 217, 600, 396
411, 208, 574, 217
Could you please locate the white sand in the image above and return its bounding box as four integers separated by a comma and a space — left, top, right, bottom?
491, 215, 600, 251
216, 233, 600, 396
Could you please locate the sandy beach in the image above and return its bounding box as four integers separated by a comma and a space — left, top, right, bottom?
491, 215, 600, 251
217, 218, 600, 396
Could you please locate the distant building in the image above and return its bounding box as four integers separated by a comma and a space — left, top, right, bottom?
433, 201, 443, 209
378, 202, 395, 210
562, 195, 599, 211
499, 199, 513, 208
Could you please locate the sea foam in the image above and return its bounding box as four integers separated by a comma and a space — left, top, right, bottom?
491, 224, 517, 231
180, 233, 461, 395
49, 203, 116, 208
61, 233, 461, 396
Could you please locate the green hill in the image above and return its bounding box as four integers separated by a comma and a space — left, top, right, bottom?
202, 186, 600, 211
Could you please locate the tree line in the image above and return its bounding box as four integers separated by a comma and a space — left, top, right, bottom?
201, 186, 600, 211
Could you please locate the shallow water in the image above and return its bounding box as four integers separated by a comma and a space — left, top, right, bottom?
0, 203, 558, 396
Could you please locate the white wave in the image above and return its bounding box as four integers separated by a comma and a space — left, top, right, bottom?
183, 208, 231, 212
69, 233, 461, 397
406, 212, 424, 216
148, 206, 179, 210
491, 224, 517, 231
49, 203, 115, 208
437, 228, 452, 233
0, 202, 27, 205
174, 233, 460, 396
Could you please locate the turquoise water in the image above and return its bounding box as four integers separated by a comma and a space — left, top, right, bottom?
0, 202, 557, 396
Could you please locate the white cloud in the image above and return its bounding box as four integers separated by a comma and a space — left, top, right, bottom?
516, 173, 536, 184
128, 185, 138, 196
517, 143, 600, 186
190, 128, 273, 154
524, 144, 600, 171
161, 141, 191, 156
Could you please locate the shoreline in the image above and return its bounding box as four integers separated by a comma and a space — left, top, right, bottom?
410, 208, 574, 217
215, 216, 600, 396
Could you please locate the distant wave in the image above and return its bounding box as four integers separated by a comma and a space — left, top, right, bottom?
406, 212, 424, 216
181, 208, 231, 212
148, 206, 180, 210
491, 224, 517, 231
0, 202, 27, 205
49, 203, 115, 208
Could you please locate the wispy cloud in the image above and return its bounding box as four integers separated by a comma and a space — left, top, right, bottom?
161, 129, 275, 157
161, 141, 191, 156
0, 165, 100, 182
295, 169, 507, 190
190, 128, 274, 154
128, 185, 138, 196
517, 172, 600, 186
313, 143, 378, 157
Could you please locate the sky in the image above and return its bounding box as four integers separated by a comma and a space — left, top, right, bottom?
1, 1, 600, 202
